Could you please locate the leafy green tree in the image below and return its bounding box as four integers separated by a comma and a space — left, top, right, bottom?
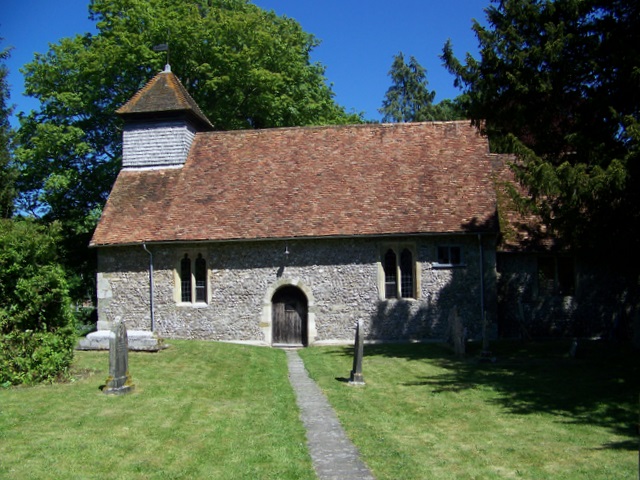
14, 0, 361, 301
0, 42, 16, 219
0, 45, 76, 385
442, 0, 640, 257
0, 219, 76, 385
379, 52, 436, 122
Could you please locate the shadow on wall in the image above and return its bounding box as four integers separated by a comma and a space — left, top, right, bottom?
367, 216, 498, 345
367, 266, 487, 345
498, 254, 640, 344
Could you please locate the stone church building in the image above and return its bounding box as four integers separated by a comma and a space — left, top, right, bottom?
89, 66, 505, 347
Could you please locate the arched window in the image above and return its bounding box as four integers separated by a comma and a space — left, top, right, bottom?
382, 246, 416, 299
195, 254, 207, 302
383, 249, 398, 298
180, 254, 192, 302
179, 253, 208, 304
400, 248, 414, 298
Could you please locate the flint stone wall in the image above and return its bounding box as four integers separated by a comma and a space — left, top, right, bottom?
97, 235, 497, 344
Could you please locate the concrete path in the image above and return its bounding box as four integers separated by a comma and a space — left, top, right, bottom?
286, 349, 375, 480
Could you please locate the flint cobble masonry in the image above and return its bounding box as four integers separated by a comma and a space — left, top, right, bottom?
97, 235, 496, 344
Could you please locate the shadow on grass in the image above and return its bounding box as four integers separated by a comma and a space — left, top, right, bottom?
328, 339, 640, 450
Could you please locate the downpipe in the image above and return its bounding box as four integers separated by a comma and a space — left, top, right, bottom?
142, 243, 155, 332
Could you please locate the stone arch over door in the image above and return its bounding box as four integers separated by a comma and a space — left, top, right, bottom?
262, 279, 317, 346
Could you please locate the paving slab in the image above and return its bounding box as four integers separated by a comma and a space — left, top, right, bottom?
286, 349, 375, 480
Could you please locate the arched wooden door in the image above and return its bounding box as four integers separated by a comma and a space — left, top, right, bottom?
272, 286, 308, 347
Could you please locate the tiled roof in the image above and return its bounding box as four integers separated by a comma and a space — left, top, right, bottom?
91, 121, 500, 246
116, 67, 214, 130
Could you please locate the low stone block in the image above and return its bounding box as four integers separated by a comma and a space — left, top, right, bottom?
77, 329, 167, 351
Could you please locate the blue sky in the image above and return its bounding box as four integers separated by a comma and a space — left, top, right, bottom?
2, 0, 490, 124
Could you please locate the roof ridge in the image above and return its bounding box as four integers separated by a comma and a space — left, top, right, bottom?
196, 119, 475, 136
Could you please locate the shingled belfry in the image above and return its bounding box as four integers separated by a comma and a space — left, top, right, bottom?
116, 64, 214, 169
85, 64, 507, 348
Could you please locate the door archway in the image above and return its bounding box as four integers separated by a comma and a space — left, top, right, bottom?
272, 286, 308, 347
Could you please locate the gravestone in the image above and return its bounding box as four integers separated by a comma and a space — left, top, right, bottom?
449, 306, 466, 357
349, 320, 365, 385
103, 318, 135, 395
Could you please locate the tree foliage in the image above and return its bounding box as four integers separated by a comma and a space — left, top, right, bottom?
442, 0, 640, 256
0, 219, 76, 385
0, 42, 16, 219
430, 98, 467, 122
14, 0, 361, 299
379, 52, 436, 122
379, 52, 466, 123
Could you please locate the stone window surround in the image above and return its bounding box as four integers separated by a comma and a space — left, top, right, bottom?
174, 249, 210, 306
378, 243, 419, 300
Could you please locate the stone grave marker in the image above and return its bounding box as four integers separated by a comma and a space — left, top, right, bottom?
449, 306, 466, 357
103, 318, 135, 395
349, 319, 365, 385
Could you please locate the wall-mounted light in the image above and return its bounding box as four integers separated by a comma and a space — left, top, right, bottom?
284, 242, 290, 255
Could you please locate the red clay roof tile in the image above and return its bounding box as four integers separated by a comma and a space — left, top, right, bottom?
91, 121, 499, 246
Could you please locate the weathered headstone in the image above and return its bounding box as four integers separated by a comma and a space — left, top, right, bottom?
449, 306, 466, 357
349, 320, 365, 385
103, 318, 134, 395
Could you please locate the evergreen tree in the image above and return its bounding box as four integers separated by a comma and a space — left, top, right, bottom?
442, 0, 640, 257
379, 52, 436, 122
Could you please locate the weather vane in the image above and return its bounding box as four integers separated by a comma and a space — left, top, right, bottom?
152, 30, 170, 68
152, 42, 170, 68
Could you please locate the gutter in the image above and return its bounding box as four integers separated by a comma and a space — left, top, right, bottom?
91, 230, 499, 249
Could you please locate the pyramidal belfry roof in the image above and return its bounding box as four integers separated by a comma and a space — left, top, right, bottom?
116, 65, 214, 131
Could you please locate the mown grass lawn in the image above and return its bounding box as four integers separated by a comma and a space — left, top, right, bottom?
300, 340, 639, 480
0, 341, 314, 480
1, 339, 638, 479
